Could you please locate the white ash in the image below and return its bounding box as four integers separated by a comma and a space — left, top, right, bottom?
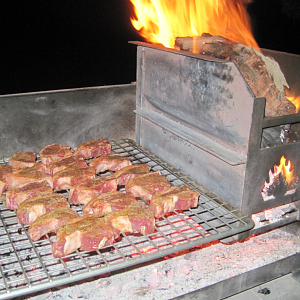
16, 228, 300, 300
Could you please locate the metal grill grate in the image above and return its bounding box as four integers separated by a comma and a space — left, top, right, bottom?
0, 139, 254, 299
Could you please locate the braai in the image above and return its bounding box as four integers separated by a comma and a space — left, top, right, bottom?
74, 137, 111, 159
28, 207, 79, 241
8, 151, 37, 169
114, 163, 151, 185
0, 164, 14, 194
82, 191, 136, 215
17, 194, 69, 225
48, 155, 87, 175
40, 143, 73, 166
69, 175, 117, 205
89, 154, 132, 173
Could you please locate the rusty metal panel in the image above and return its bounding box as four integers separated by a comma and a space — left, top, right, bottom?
0, 84, 136, 157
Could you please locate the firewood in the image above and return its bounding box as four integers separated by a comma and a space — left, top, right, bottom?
175, 34, 295, 118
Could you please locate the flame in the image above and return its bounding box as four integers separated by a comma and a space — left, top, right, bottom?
286, 95, 300, 113
275, 156, 293, 185
130, 0, 258, 49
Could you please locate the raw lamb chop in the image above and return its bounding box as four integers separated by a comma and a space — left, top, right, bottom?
39, 143, 73, 166
48, 155, 87, 175
74, 138, 111, 159
5, 165, 53, 189
5, 180, 53, 210
17, 194, 69, 225
8, 151, 37, 169
89, 154, 131, 173
104, 202, 155, 235
0, 165, 14, 194
82, 191, 136, 215
69, 175, 117, 205
28, 207, 79, 241
114, 164, 151, 185
125, 172, 171, 201
53, 166, 95, 191
52, 215, 117, 258
149, 184, 199, 218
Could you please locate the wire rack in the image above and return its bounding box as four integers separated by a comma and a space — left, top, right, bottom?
0, 139, 254, 299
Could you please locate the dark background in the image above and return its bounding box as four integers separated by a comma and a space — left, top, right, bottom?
1, 0, 300, 95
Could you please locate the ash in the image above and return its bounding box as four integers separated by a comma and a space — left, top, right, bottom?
16, 229, 300, 300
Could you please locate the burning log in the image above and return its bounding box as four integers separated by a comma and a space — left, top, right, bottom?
175, 34, 296, 118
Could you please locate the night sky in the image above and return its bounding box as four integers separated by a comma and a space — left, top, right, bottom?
1, 0, 300, 96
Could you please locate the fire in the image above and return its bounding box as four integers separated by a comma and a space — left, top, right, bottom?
276, 156, 293, 185
130, 0, 259, 49
286, 95, 300, 113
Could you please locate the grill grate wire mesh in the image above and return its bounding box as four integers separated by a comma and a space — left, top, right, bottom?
0, 139, 254, 299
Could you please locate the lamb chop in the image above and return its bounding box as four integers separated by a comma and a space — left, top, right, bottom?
39, 143, 73, 166
5, 180, 53, 210
8, 151, 37, 169
89, 154, 131, 174
28, 207, 79, 241
52, 166, 95, 191
149, 184, 199, 218
82, 191, 136, 215
125, 172, 171, 201
74, 138, 111, 159
104, 202, 155, 235
48, 155, 87, 175
17, 194, 69, 225
0, 165, 14, 194
69, 175, 117, 205
5, 165, 53, 189
114, 164, 151, 185
52, 215, 117, 258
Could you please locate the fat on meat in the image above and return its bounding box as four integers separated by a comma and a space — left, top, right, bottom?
8, 151, 37, 169
0, 165, 14, 194
82, 191, 136, 216
5, 180, 53, 210
52, 215, 117, 258
28, 207, 79, 241
5, 165, 53, 189
74, 138, 111, 159
69, 175, 117, 205
149, 184, 199, 218
17, 194, 69, 225
48, 155, 87, 175
39, 143, 73, 166
104, 202, 155, 235
89, 154, 132, 174
114, 164, 151, 185
125, 172, 171, 201
53, 166, 95, 191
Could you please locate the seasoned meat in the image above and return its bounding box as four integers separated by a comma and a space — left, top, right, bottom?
74, 138, 111, 159
69, 175, 117, 205
0, 165, 14, 194
104, 202, 155, 235
89, 154, 131, 173
48, 155, 87, 175
149, 185, 199, 218
17, 194, 69, 225
28, 207, 79, 241
52, 215, 117, 258
8, 151, 37, 169
53, 166, 95, 191
114, 164, 151, 185
40, 143, 73, 166
5, 165, 53, 189
5, 180, 53, 210
125, 172, 171, 200
82, 191, 136, 215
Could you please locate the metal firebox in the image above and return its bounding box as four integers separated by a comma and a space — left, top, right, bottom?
133, 41, 300, 216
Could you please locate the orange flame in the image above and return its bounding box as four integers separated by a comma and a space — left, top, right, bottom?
276, 156, 293, 185
286, 95, 300, 113
130, 0, 259, 49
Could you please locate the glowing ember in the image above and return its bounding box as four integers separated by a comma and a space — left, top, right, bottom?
261, 156, 298, 201
286, 95, 300, 113
130, 0, 258, 49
